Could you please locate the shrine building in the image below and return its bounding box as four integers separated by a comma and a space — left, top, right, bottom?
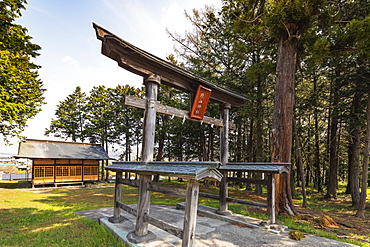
15, 139, 110, 188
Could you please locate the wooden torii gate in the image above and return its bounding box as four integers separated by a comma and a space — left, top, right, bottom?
93, 23, 289, 246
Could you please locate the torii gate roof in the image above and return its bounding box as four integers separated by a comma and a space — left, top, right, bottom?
93, 23, 247, 108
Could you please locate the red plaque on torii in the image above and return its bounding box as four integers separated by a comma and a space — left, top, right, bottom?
190, 85, 212, 120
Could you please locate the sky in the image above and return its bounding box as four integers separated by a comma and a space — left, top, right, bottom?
1, 0, 222, 156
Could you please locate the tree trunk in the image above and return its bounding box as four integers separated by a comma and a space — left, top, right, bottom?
271, 25, 299, 216
294, 119, 307, 207
349, 93, 362, 207
350, 127, 361, 207
327, 72, 340, 199
327, 110, 339, 199
314, 107, 322, 192
254, 78, 263, 194
356, 92, 370, 218
312, 77, 323, 193
105, 140, 109, 181
246, 120, 253, 190
153, 129, 165, 183
207, 127, 214, 160
200, 129, 207, 161
125, 132, 130, 161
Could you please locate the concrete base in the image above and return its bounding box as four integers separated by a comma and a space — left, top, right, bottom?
76, 205, 357, 247
108, 216, 127, 223
127, 230, 156, 244
215, 209, 233, 216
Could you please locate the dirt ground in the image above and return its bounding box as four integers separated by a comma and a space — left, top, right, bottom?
243, 191, 370, 245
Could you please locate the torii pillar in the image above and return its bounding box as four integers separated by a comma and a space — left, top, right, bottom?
127, 74, 160, 243
217, 103, 233, 215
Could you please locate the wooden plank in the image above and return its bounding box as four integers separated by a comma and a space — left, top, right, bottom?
198, 191, 267, 209
117, 201, 183, 238
117, 201, 137, 216
226, 177, 268, 185
182, 179, 200, 247
113, 171, 123, 218
218, 172, 229, 213
121, 178, 187, 197
125, 95, 236, 129
120, 178, 266, 209
267, 174, 276, 224
144, 213, 183, 239
226, 197, 267, 209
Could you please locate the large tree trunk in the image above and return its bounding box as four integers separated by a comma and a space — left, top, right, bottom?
327, 114, 339, 198
254, 77, 263, 194
356, 92, 370, 218
271, 25, 298, 215
294, 119, 307, 207
312, 77, 323, 193
348, 93, 362, 207
327, 72, 340, 199
350, 126, 361, 207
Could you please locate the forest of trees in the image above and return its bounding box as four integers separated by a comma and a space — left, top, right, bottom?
46, 0, 370, 217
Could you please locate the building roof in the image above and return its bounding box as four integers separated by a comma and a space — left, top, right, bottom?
15, 139, 110, 160
93, 23, 247, 108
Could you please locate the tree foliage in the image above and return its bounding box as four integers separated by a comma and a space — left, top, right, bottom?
45, 86, 87, 142
167, 0, 370, 216
45, 0, 370, 217
0, 0, 45, 142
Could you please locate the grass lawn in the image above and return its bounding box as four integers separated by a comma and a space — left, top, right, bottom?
0, 181, 127, 247
1, 180, 369, 247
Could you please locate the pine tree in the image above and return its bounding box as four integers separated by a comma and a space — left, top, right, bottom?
0, 0, 45, 142
45, 86, 87, 142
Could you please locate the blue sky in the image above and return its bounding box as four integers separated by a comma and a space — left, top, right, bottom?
1, 0, 221, 155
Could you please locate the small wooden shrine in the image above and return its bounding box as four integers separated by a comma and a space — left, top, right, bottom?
15, 139, 110, 188
93, 23, 290, 247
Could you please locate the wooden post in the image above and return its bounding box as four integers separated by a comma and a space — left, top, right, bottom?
218, 103, 232, 215
220, 103, 230, 165
114, 171, 122, 218
128, 74, 160, 243
108, 171, 126, 223
141, 74, 160, 162
267, 174, 276, 224
182, 179, 200, 247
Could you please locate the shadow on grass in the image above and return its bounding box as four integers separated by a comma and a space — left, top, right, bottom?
0, 181, 32, 189
0, 207, 126, 247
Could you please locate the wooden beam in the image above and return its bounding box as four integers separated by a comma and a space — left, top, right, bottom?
120, 178, 267, 209
125, 95, 236, 129
182, 179, 199, 247
113, 171, 123, 218
134, 76, 159, 238
117, 201, 183, 238
267, 174, 276, 224
93, 23, 247, 108
121, 178, 186, 197
226, 177, 268, 185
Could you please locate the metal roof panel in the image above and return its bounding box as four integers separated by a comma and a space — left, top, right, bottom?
15, 139, 110, 160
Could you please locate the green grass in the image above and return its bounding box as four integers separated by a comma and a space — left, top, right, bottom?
1, 180, 369, 247
0, 182, 127, 247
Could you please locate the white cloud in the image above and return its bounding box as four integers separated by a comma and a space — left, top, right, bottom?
62, 55, 79, 67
